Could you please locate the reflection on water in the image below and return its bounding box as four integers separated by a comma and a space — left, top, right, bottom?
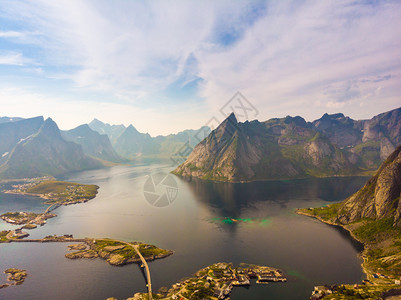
186, 176, 367, 218
0, 162, 369, 300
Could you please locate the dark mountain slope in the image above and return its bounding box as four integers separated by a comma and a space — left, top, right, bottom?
338, 145, 401, 227
173, 113, 357, 181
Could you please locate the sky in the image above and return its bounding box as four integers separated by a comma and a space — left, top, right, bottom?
0, 0, 400, 136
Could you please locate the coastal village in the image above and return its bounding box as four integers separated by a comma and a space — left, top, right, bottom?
129, 262, 286, 300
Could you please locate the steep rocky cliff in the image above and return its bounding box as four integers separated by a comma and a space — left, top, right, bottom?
338, 145, 401, 227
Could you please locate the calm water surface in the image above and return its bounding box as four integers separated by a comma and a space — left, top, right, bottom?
0, 161, 368, 299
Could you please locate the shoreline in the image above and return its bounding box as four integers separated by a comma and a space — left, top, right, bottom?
175, 173, 372, 184
3, 190, 94, 206
295, 209, 387, 284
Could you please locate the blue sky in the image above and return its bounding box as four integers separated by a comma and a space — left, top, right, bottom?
0, 0, 400, 135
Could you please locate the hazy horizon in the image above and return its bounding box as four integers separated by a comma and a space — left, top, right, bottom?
1, 104, 400, 137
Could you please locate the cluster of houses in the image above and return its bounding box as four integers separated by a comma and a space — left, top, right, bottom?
6, 182, 37, 193
3, 176, 52, 193
311, 286, 334, 300
165, 263, 286, 300
1, 212, 31, 225
45, 185, 88, 204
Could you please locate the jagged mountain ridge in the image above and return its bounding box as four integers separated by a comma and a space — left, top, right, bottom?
173, 107, 401, 182
114, 125, 160, 158
313, 108, 401, 168
88, 118, 126, 144
89, 118, 211, 159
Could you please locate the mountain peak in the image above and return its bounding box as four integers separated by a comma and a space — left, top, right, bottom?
90, 118, 103, 124
39, 118, 62, 139
284, 115, 308, 127
225, 112, 238, 123
214, 112, 239, 139
127, 124, 139, 132
75, 124, 91, 131
43, 117, 58, 126
320, 112, 345, 120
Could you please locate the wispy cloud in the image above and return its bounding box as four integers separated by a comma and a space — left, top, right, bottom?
197, 1, 401, 120
0, 51, 31, 65
0, 0, 265, 102
0, 0, 400, 133
0, 30, 24, 38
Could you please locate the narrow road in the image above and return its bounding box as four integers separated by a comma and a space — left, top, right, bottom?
121, 242, 153, 300
44, 203, 59, 214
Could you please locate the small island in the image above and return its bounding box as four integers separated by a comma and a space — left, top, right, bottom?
0, 268, 28, 289
128, 262, 286, 300
65, 238, 174, 266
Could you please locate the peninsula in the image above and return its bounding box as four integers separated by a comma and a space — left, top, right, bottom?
297, 145, 401, 299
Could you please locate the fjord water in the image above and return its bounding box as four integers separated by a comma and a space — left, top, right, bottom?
0, 161, 367, 300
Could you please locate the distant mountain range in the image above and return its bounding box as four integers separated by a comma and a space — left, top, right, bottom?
1, 107, 399, 180
173, 107, 401, 182
0, 116, 209, 179
0, 118, 102, 179
89, 119, 211, 159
